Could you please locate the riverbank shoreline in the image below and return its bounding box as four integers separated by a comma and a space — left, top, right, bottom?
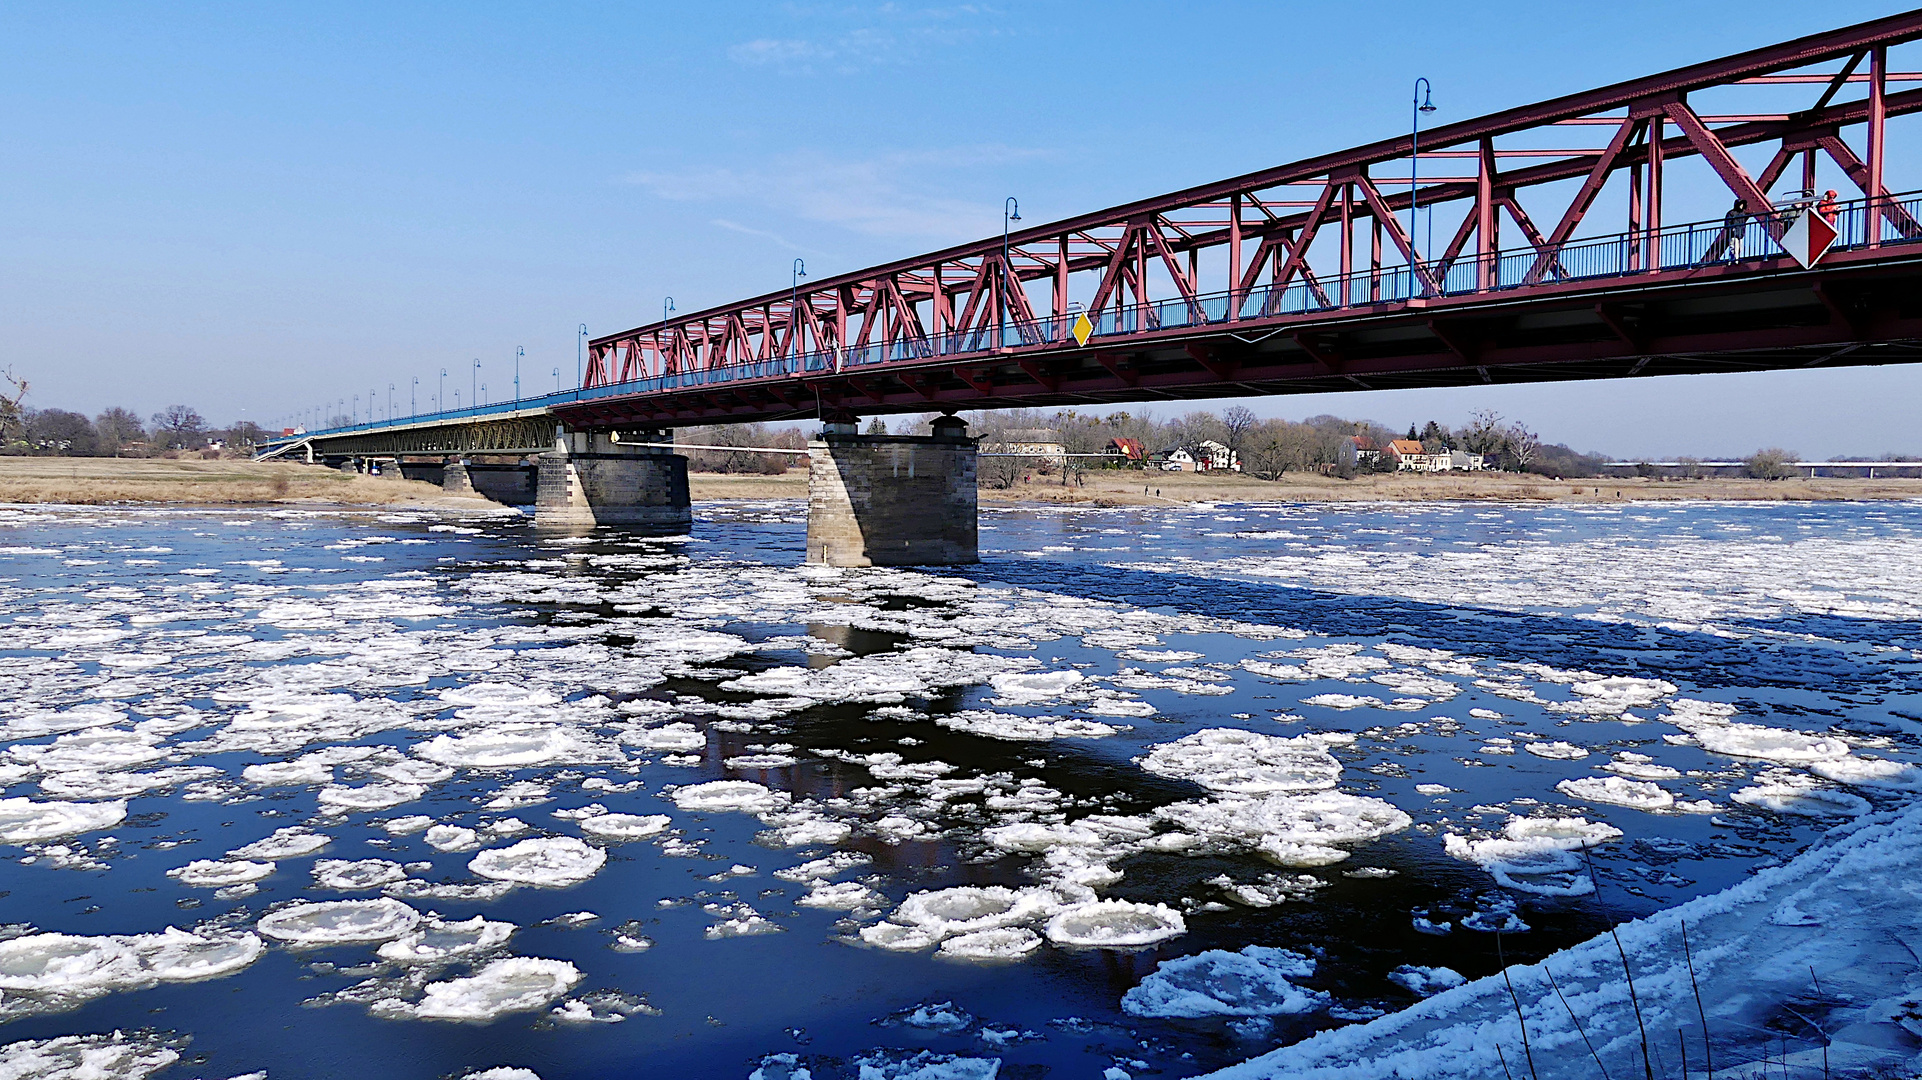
5, 456, 1921, 507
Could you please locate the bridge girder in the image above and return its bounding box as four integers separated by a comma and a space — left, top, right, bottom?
301, 416, 557, 458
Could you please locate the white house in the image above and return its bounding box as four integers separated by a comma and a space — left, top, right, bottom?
987, 429, 1066, 464
1194, 440, 1241, 472
1156, 447, 1197, 471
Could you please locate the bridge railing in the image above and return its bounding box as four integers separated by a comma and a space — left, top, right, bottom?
601, 188, 1921, 392
279, 189, 1922, 447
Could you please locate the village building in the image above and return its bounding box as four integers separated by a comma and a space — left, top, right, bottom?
1385, 439, 1440, 471
1349, 435, 1382, 465
1193, 439, 1241, 472
985, 428, 1066, 464
1103, 437, 1146, 465
1151, 446, 1198, 471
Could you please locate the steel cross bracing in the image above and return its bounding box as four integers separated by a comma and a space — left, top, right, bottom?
268, 415, 557, 458
550, 12, 1922, 428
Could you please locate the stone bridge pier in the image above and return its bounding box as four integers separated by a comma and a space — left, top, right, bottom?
533, 427, 691, 529
806, 413, 977, 566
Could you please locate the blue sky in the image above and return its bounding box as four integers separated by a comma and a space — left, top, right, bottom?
4, 1, 1919, 458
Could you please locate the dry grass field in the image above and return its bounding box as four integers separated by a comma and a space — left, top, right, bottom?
0, 456, 490, 508
6, 455, 1919, 508
692, 466, 1922, 505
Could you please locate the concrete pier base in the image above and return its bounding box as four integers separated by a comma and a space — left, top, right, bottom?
806, 415, 977, 567
533, 429, 691, 529
441, 457, 476, 495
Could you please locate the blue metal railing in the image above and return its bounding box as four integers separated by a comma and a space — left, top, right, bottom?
274, 189, 1922, 447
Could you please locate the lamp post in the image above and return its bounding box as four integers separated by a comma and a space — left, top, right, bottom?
352, 395, 358, 424
439, 368, 447, 416
471, 360, 479, 411
576, 323, 587, 391
1002, 197, 1020, 346
790, 260, 806, 368
411, 377, 418, 418
552, 366, 560, 394
1410, 78, 1437, 295
369, 388, 375, 422
513, 346, 523, 403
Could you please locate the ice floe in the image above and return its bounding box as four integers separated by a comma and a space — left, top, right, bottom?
1444, 817, 1621, 895
256, 898, 421, 945
1122, 946, 1326, 1017
0, 798, 125, 845
1044, 900, 1186, 948
469, 837, 606, 887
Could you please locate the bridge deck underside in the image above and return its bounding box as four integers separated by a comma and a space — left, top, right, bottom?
556, 252, 1922, 428
304, 416, 555, 458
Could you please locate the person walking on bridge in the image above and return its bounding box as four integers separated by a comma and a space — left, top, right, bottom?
1702, 198, 1750, 263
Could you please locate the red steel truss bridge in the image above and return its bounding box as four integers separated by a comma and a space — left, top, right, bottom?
277, 12, 1922, 453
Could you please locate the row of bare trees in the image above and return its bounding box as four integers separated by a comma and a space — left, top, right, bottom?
0, 375, 267, 457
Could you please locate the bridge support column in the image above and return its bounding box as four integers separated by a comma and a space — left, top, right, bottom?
806, 414, 977, 567
534, 428, 691, 529
441, 457, 476, 495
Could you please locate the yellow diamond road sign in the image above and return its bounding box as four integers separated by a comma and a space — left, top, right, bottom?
1071, 312, 1094, 346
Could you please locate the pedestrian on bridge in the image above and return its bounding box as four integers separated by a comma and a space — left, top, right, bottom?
1818, 189, 1841, 225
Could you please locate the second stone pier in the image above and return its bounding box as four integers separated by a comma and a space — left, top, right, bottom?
806, 414, 977, 566
534, 428, 691, 529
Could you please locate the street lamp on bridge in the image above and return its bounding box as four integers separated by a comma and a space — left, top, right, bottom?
1002, 197, 1020, 347
388, 384, 395, 421
471, 360, 480, 411
411, 377, 418, 418
577, 323, 587, 391
513, 346, 523, 403
439, 369, 447, 417
1410, 78, 1437, 295
553, 367, 560, 394
789, 261, 806, 368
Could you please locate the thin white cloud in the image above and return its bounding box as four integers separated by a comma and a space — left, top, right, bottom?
710, 218, 824, 255
625, 144, 1052, 243
726, 4, 1001, 73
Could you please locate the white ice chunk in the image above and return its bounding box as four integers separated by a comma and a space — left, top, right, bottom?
402, 957, 582, 1021
469, 837, 606, 887
669, 780, 790, 815
1524, 741, 1589, 760
256, 898, 421, 945
937, 927, 1042, 960
167, 860, 274, 889
1122, 945, 1326, 1017
577, 813, 673, 841
424, 825, 481, 852
1387, 963, 1467, 997
416, 724, 622, 769
1046, 900, 1185, 948
1139, 729, 1341, 795
312, 859, 408, 890
1444, 817, 1620, 896
229, 827, 330, 860
1556, 776, 1675, 811
0, 798, 126, 845
376, 915, 516, 963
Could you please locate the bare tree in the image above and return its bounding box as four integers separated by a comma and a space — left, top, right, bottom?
1505, 421, 1541, 471
1220, 405, 1257, 451
95, 407, 146, 455
0, 369, 27, 447
151, 405, 207, 450
1746, 447, 1799, 480
1461, 409, 1508, 456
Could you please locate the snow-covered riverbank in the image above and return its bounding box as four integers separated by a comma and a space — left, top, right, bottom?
1207, 800, 1922, 1080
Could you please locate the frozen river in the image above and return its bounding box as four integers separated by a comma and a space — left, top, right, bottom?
0, 498, 1918, 1080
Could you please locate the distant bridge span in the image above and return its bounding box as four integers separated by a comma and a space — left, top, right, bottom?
274, 12, 1922, 458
